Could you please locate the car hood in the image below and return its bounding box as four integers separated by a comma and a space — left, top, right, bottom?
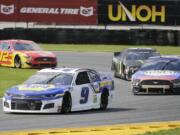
6, 84, 70, 96
21, 51, 56, 58
133, 70, 180, 81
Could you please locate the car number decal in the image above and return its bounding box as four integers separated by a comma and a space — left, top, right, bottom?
0, 51, 13, 65
80, 87, 89, 104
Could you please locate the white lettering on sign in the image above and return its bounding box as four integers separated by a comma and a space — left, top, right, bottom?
20, 7, 94, 16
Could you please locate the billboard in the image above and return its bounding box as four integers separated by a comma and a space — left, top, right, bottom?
98, 0, 180, 25
0, 0, 97, 24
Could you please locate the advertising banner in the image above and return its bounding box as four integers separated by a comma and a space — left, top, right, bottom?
98, 0, 180, 25
0, 0, 97, 24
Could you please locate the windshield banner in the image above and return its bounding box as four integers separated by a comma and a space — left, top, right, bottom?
98, 0, 180, 25
0, 0, 97, 24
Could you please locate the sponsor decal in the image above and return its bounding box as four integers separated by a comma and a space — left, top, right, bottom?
0, 4, 14, 15
18, 84, 55, 91
20, 6, 94, 17
144, 70, 177, 76
80, 6, 94, 17
108, 0, 165, 23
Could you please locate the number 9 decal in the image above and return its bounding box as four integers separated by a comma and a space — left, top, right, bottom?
80, 87, 89, 104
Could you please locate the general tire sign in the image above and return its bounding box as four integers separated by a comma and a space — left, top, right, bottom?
0, 0, 97, 24
98, 0, 180, 25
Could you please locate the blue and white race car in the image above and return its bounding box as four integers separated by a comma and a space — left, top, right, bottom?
3, 68, 114, 113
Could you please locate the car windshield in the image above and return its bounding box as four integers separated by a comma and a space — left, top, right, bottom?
140, 61, 168, 71
14, 42, 42, 51
24, 72, 73, 85
164, 61, 180, 71
125, 51, 159, 61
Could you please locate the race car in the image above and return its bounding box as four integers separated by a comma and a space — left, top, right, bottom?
111, 48, 160, 80
131, 56, 180, 95
0, 39, 57, 68
3, 68, 114, 113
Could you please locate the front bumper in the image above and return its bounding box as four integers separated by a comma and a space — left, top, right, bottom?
132, 79, 180, 94
3, 97, 63, 113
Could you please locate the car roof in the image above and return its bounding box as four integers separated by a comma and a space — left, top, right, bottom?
124, 48, 155, 51
38, 68, 97, 74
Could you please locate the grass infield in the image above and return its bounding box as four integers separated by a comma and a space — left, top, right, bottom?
0, 67, 37, 96
140, 128, 180, 135
40, 44, 180, 55
0, 44, 179, 97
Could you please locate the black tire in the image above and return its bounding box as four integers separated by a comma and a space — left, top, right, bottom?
132, 87, 139, 95
61, 93, 72, 114
100, 91, 109, 110
111, 62, 115, 71
114, 71, 118, 78
14, 56, 22, 68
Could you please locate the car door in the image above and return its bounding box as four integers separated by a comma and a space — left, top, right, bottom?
0, 41, 13, 66
71, 71, 94, 111
88, 71, 102, 106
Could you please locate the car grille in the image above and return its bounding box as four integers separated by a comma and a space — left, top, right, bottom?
32, 64, 56, 68
140, 80, 171, 86
11, 99, 42, 110
35, 57, 55, 62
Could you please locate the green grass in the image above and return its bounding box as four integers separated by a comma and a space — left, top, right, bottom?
0, 67, 37, 96
40, 44, 180, 55
140, 128, 180, 135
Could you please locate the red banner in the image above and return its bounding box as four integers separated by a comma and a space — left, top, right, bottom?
0, 0, 97, 24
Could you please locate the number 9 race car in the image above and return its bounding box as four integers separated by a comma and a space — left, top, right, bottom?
0, 39, 57, 68
3, 68, 114, 113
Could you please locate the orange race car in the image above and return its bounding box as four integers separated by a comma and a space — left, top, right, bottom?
0, 39, 57, 68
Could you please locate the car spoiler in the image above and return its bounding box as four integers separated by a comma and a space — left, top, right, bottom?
114, 52, 121, 57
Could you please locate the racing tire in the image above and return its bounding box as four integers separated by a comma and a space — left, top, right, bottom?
100, 91, 109, 110
114, 72, 118, 78
14, 56, 22, 68
125, 74, 130, 81
132, 88, 139, 95
61, 93, 72, 114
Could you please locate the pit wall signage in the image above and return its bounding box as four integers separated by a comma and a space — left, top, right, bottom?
98, 0, 180, 25
0, 0, 97, 24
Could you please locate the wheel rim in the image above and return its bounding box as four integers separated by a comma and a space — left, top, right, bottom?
133, 88, 139, 95
14, 57, 21, 68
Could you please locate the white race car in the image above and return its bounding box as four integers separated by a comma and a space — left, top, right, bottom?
3, 68, 114, 113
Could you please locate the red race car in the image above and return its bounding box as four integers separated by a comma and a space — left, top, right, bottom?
0, 39, 57, 68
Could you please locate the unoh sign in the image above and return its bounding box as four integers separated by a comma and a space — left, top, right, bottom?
98, 0, 180, 25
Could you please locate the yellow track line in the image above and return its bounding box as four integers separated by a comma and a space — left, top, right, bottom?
0, 121, 180, 135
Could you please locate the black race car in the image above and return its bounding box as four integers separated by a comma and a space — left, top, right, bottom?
111, 48, 160, 80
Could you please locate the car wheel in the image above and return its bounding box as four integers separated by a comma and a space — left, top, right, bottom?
111, 62, 115, 70
132, 87, 139, 95
114, 72, 118, 78
100, 91, 109, 110
14, 56, 22, 68
125, 74, 131, 81
61, 93, 72, 114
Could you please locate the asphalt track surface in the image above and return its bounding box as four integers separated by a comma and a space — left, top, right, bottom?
0, 51, 180, 131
